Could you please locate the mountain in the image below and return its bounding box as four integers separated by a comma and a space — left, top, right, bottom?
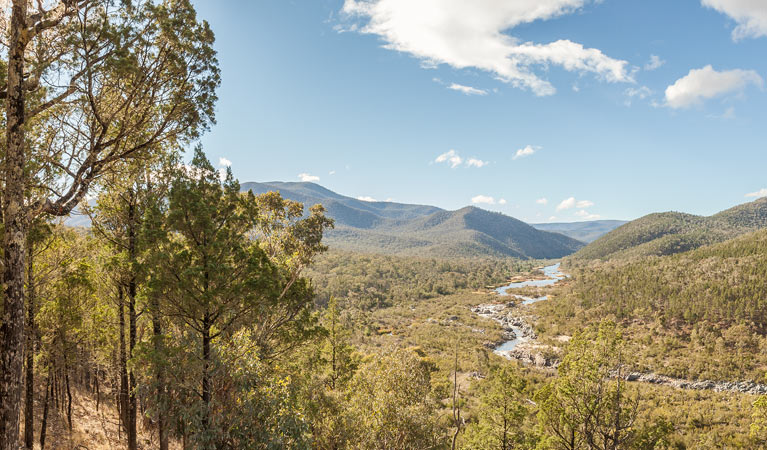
242, 181, 584, 259
241, 182, 442, 228
571, 197, 767, 261
531, 220, 627, 243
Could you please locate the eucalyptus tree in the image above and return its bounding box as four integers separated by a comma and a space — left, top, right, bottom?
0, 0, 219, 446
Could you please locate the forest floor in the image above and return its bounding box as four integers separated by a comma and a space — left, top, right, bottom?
22, 385, 177, 450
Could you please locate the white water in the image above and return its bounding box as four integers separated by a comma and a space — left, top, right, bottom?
493, 263, 566, 353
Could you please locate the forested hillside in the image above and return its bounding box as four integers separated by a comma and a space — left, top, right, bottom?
244, 182, 585, 259
572, 197, 767, 260
538, 228, 767, 382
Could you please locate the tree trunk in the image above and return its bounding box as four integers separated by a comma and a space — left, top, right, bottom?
201, 315, 211, 433
119, 287, 129, 438
23, 238, 35, 449
39, 377, 50, 450
0, 1, 30, 447
152, 297, 168, 450
65, 369, 72, 432
127, 201, 138, 450
95, 366, 100, 412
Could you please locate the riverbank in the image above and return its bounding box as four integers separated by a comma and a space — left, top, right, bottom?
472, 264, 767, 396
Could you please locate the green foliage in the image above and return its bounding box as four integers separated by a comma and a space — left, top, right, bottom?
536, 321, 639, 450
572, 198, 767, 261
462, 364, 530, 450
344, 346, 448, 449
308, 250, 534, 309
539, 228, 767, 380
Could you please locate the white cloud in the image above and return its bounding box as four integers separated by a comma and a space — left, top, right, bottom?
745, 188, 767, 198
448, 83, 488, 96
472, 195, 496, 205
548, 216, 558, 222
357, 196, 378, 202
557, 197, 594, 211
498, 198, 507, 205
218, 157, 232, 167
624, 86, 652, 106
556, 197, 576, 211
466, 158, 489, 168
341, 0, 633, 96
536, 197, 548, 205
665, 65, 763, 109
513, 145, 540, 160
702, 0, 767, 40
575, 209, 602, 220
329, 170, 337, 175
435, 149, 464, 168
435, 150, 488, 168
644, 54, 665, 71
298, 173, 320, 182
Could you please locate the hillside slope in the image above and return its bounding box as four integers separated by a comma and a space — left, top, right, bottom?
243, 182, 584, 259
571, 197, 767, 260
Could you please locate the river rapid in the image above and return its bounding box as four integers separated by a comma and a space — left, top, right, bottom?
476, 263, 566, 354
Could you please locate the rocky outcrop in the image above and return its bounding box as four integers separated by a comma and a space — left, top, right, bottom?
498, 343, 559, 368
621, 371, 767, 395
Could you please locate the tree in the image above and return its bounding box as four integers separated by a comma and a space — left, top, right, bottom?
462, 364, 529, 450
145, 148, 332, 447
0, 1, 219, 445
536, 321, 639, 450
319, 296, 356, 391
87, 154, 175, 449
345, 346, 446, 449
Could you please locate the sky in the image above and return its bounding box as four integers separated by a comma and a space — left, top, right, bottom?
191, 0, 767, 223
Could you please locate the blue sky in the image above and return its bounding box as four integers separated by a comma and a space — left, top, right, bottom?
192, 0, 767, 222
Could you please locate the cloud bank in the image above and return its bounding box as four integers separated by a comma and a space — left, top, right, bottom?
341, 0, 633, 96
702, 0, 767, 40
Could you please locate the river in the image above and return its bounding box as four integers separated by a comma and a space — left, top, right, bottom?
492, 263, 566, 353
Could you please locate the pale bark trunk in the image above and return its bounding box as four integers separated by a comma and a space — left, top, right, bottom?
1, 1, 30, 448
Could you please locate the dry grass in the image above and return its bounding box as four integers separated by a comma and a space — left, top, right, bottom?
22, 384, 180, 450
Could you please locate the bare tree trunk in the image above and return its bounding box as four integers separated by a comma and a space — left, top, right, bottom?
95, 366, 100, 412
119, 287, 129, 439
23, 238, 35, 449
451, 343, 461, 450
65, 369, 72, 432
0, 1, 30, 447
39, 377, 50, 450
201, 314, 212, 434
152, 297, 168, 450
127, 201, 138, 450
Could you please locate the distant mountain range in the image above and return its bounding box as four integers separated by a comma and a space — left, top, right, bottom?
571, 197, 767, 261
531, 220, 627, 243
243, 182, 592, 259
